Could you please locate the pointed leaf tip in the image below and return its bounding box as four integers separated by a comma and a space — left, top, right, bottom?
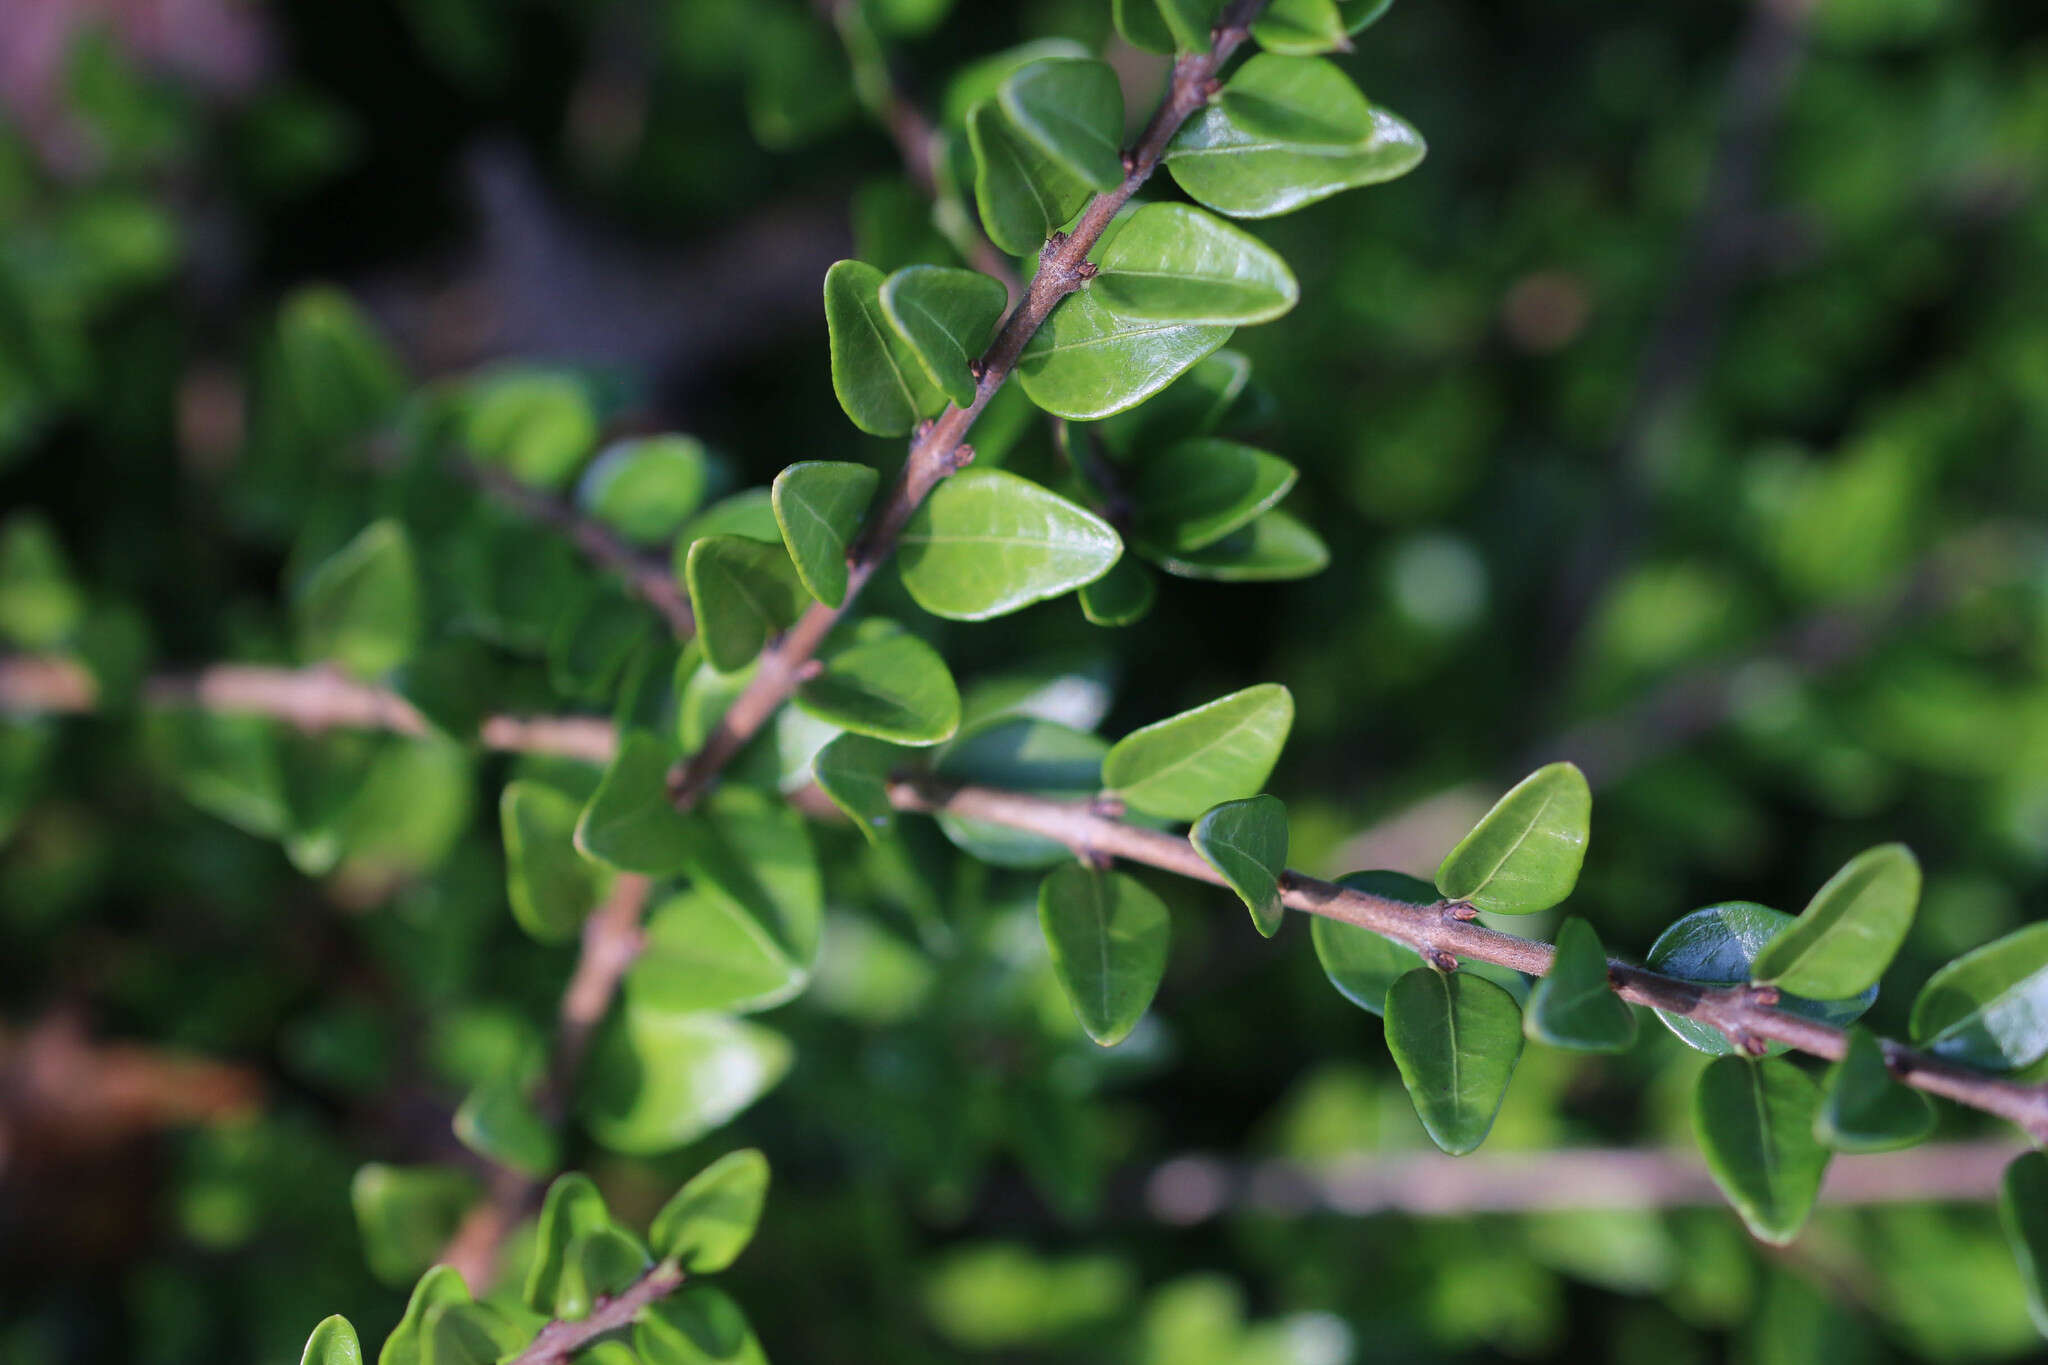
1039, 864, 1170, 1046
1434, 761, 1590, 915
1190, 794, 1289, 937
1524, 917, 1636, 1052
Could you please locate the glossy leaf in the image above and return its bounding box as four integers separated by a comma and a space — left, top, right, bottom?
1524, 917, 1636, 1053
1165, 102, 1426, 219
1039, 864, 1171, 1046
627, 889, 808, 1016
824, 259, 946, 436
1131, 437, 1298, 554
1909, 921, 2048, 1071
1815, 1026, 1936, 1153
377, 1267, 470, 1365
578, 435, 711, 545
523, 1174, 613, 1314
1434, 761, 1590, 915
1092, 203, 1298, 326
677, 784, 823, 968
301, 1317, 362, 1365
772, 461, 877, 608
1383, 967, 1523, 1155
796, 626, 961, 744
1250, 0, 1350, 54
685, 535, 808, 674
1311, 870, 1432, 1015
1017, 290, 1233, 419
934, 716, 1108, 867
2001, 1152, 2048, 1336
1077, 555, 1156, 626
1751, 843, 1920, 998
879, 265, 1008, 408
578, 1001, 793, 1156
649, 1148, 770, 1273
452, 1075, 558, 1178
501, 779, 611, 944
575, 730, 692, 876
296, 519, 421, 677
1647, 903, 1877, 1055
1089, 348, 1251, 457
1693, 1055, 1830, 1245
556, 1225, 652, 1320
1221, 54, 1375, 146
1190, 794, 1288, 937
811, 732, 912, 844
1102, 682, 1293, 822
636, 1288, 769, 1365
1144, 508, 1329, 580
998, 58, 1125, 193
966, 100, 1092, 257
897, 468, 1121, 619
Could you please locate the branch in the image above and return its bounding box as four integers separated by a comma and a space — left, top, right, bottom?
885, 774, 2048, 1143
666, 0, 1272, 810
504, 1262, 686, 1365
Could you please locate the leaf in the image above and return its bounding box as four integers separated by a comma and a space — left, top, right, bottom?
1220, 54, 1375, 146
677, 489, 781, 549
464, 369, 598, 490
685, 535, 809, 674
1311, 870, 1432, 1015
2001, 1152, 2048, 1337
1341, 0, 1394, 32
1157, 0, 1225, 50
1017, 290, 1233, 420
524, 1174, 615, 1314
1751, 843, 1920, 998
1111, 0, 1176, 53
0, 512, 84, 648
1909, 921, 2048, 1071
772, 461, 878, 608
1102, 683, 1293, 822
575, 730, 691, 876
349, 1164, 476, 1288
1131, 437, 1298, 554
453, 1075, 559, 1178
879, 265, 1008, 408
796, 626, 962, 744
649, 1148, 770, 1273
377, 1267, 471, 1365
627, 889, 809, 1016
1434, 761, 1591, 915
577, 1002, 794, 1156
548, 590, 651, 702
966, 100, 1093, 257
1190, 794, 1288, 937
1692, 1055, 1830, 1245
578, 435, 711, 545
1144, 507, 1329, 580
998, 56, 1125, 193
636, 1288, 769, 1365
897, 468, 1122, 619
677, 784, 824, 967
1038, 864, 1171, 1045
556, 1226, 652, 1320
1383, 967, 1524, 1155
1250, 0, 1351, 54
296, 519, 421, 677
1646, 902, 1877, 1056
1078, 555, 1156, 626
1091, 202, 1298, 326
424, 1302, 529, 1365
1815, 1026, 1936, 1153
301, 1317, 362, 1365
1524, 917, 1636, 1052
502, 779, 613, 944
1165, 102, 1426, 219
935, 716, 1109, 867
811, 732, 912, 844
824, 259, 947, 436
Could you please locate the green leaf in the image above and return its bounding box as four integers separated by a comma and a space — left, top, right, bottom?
636, 1288, 769, 1365
1311, 870, 1432, 1015
378, 1267, 471, 1365
1131, 437, 1298, 554
1220, 54, 1375, 146
453, 1075, 559, 1178
811, 732, 912, 844
649, 1148, 770, 1273
1909, 921, 2048, 1072
966, 100, 1093, 257
677, 489, 781, 549
1251, 0, 1351, 54
678, 784, 824, 967
935, 716, 1108, 866
898, 469, 1122, 620
578, 1002, 793, 1156
1102, 682, 1293, 822
1018, 290, 1233, 420
0, 512, 85, 648
1165, 102, 1426, 219
524, 1174, 613, 1314
772, 461, 878, 608
1692, 1055, 1830, 1245
301, 1317, 362, 1365
464, 369, 598, 491
879, 266, 1008, 409
422, 1303, 522, 1365
1434, 761, 1590, 915
1751, 843, 1920, 998
1157, 0, 1225, 50
1523, 917, 1636, 1052
1089, 349, 1251, 457
556, 1226, 651, 1320
1383, 967, 1524, 1155
549, 590, 651, 702
685, 535, 808, 674
575, 730, 691, 876
1190, 794, 1288, 937
824, 259, 947, 436
1815, 1026, 1936, 1153
296, 519, 422, 677
628, 888, 809, 1015
1091, 202, 1298, 326
2001, 1152, 2048, 1337
1646, 902, 1877, 1056
1144, 507, 1329, 580
349, 1165, 476, 1288
1077, 555, 1156, 626
577, 435, 711, 546
796, 626, 961, 744
1111, 0, 1176, 53
997, 58, 1125, 193
1341, 0, 1394, 32
1038, 864, 1171, 1046
502, 779, 613, 944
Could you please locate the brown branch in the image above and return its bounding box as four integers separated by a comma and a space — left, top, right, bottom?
505, 1262, 686, 1365
666, 0, 1271, 811
885, 774, 2048, 1143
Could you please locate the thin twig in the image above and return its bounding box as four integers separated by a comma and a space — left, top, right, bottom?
665, 0, 1272, 811
504, 1262, 686, 1365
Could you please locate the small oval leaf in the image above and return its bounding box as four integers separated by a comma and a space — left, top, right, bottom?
1145, 507, 1329, 581
1646, 902, 1877, 1056
301, 1317, 363, 1365
796, 627, 962, 744
1815, 1026, 1936, 1153
1384, 967, 1524, 1155
1102, 682, 1294, 822
811, 732, 913, 844
574, 730, 691, 876
1524, 917, 1636, 1053
1751, 843, 1920, 998
998, 57, 1126, 193
1221, 54, 1375, 147
502, 779, 612, 944
1434, 761, 1590, 915
897, 469, 1122, 620
1165, 102, 1426, 219
879, 266, 1009, 409
649, 1148, 771, 1273
967, 100, 1093, 257
1311, 870, 1432, 1015
1190, 794, 1289, 937
1039, 864, 1171, 1046
1091, 203, 1299, 326
1018, 290, 1234, 420
772, 461, 878, 608
1909, 921, 2048, 1072
1131, 437, 1298, 554
685, 535, 809, 674
824, 259, 947, 436
1693, 1055, 1830, 1245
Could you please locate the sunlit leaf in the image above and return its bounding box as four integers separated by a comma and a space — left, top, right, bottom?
796, 624, 961, 744
1434, 761, 1590, 915
811, 732, 913, 844
578, 435, 711, 546
1909, 922, 2048, 1072
575, 730, 691, 876
824, 259, 947, 436
578, 1001, 793, 1156
879, 266, 1008, 408
1165, 102, 1425, 218
1221, 54, 1375, 146
636, 1288, 769, 1365
501, 779, 612, 943
649, 1148, 770, 1273
452, 1074, 558, 1178
1751, 843, 1920, 998
1131, 437, 1297, 554
897, 469, 1121, 619
1250, 0, 1351, 54
1092, 203, 1298, 326
295, 520, 421, 678
1646, 902, 1877, 1056
685, 535, 808, 674
627, 889, 808, 1016
772, 461, 878, 608
1018, 290, 1233, 420
301, 1317, 362, 1365
1102, 683, 1293, 822
998, 58, 1125, 193
966, 100, 1093, 257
